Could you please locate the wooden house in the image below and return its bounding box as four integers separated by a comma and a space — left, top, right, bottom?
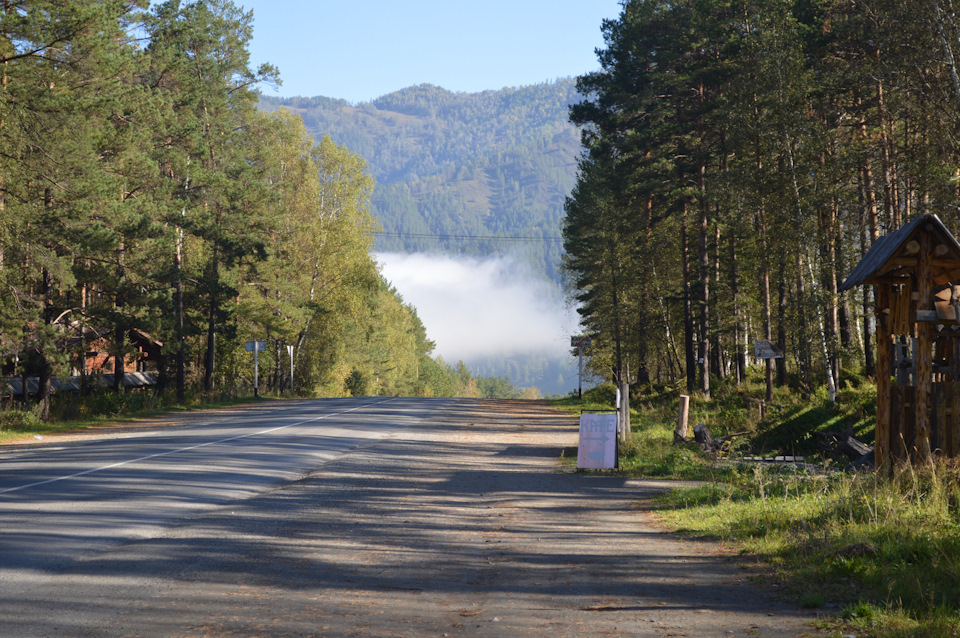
3, 327, 163, 398
75, 328, 163, 376
840, 214, 960, 467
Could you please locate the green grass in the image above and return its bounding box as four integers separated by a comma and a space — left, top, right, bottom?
0, 392, 275, 443
655, 464, 960, 636
552, 373, 960, 636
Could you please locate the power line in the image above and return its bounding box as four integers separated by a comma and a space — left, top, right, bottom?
374, 231, 564, 243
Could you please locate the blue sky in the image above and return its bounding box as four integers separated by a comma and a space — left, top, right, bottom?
236, 0, 623, 103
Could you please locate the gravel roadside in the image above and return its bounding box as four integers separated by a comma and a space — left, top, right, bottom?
18, 398, 821, 637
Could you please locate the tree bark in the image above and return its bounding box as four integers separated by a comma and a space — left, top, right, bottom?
712, 222, 723, 378
796, 253, 811, 397
731, 232, 745, 385
203, 246, 219, 393
697, 166, 711, 398
113, 241, 125, 393
776, 254, 787, 386
760, 216, 773, 398
175, 226, 186, 403
681, 219, 696, 393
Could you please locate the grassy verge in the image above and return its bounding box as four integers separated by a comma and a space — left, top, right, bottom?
0, 392, 274, 444
552, 374, 960, 637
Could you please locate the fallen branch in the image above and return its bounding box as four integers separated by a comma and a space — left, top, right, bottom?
817, 426, 874, 469
693, 424, 751, 456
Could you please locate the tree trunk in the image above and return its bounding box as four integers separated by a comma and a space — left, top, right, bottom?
697, 167, 710, 398
806, 251, 836, 402
113, 241, 125, 393
876, 75, 898, 229
933, 0, 960, 108
823, 198, 840, 391
38, 264, 54, 421
796, 253, 811, 397
681, 219, 696, 393
776, 255, 787, 386
757, 142, 774, 401
175, 232, 186, 403
731, 232, 745, 385
203, 247, 219, 393
712, 222, 723, 379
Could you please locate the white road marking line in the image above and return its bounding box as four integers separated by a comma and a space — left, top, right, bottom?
0, 398, 396, 496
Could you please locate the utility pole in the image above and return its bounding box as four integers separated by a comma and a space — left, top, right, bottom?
571, 336, 591, 398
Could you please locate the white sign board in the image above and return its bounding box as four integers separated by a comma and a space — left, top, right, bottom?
754, 340, 783, 359
577, 413, 618, 469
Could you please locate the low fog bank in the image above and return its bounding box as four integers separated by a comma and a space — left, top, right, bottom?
377, 252, 582, 395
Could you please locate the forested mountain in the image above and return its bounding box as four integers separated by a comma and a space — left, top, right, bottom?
259, 80, 580, 282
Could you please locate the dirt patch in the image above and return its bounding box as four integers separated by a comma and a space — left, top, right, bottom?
86, 398, 823, 637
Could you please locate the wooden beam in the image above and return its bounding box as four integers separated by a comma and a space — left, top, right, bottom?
876, 283, 892, 471
864, 275, 912, 286
915, 231, 934, 462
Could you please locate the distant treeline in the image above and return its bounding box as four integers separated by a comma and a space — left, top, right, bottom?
0, 0, 526, 419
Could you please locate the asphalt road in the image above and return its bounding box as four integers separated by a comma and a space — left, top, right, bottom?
0, 397, 817, 637
0, 398, 423, 628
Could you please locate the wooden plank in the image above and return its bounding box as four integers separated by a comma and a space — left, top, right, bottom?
864, 274, 913, 285
951, 381, 960, 457
892, 282, 913, 335
890, 386, 908, 463
915, 229, 934, 461
902, 386, 916, 461
876, 283, 892, 470
934, 382, 947, 454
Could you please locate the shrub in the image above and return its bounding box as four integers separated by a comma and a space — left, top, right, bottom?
0, 407, 43, 431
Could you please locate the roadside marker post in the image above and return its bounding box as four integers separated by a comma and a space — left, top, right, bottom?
245, 340, 266, 396
287, 345, 294, 393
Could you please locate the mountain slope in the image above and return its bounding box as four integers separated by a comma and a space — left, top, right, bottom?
258, 79, 580, 282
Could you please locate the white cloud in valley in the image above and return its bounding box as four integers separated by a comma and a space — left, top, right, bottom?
377, 252, 579, 363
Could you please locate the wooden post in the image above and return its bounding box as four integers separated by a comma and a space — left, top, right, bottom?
934, 382, 947, 453
675, 395, 690, 443
876, 283, 892, 471
915, 228, 933, 461
950, 381, 960, 457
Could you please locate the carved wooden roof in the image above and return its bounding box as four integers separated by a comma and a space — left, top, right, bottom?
839, 214, 960, 292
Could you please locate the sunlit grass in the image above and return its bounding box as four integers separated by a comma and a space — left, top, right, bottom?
653, 461, 960, 636
552, 374, 960, 636
0, 393, 273, 443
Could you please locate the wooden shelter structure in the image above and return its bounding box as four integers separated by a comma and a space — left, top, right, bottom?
840, 214, 960, 467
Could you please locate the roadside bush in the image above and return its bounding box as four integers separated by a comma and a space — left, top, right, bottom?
345, 370, 369, 396
584, 382, 616, 406
0, 407, 43, 431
